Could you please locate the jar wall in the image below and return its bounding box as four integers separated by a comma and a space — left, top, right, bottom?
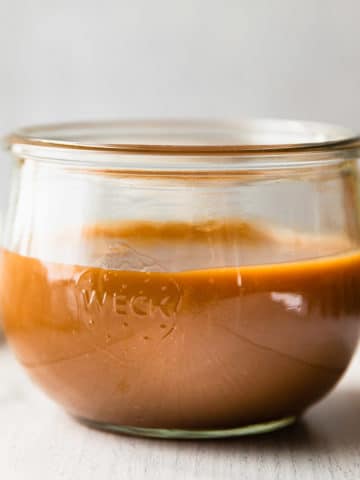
3, 154, 360, 268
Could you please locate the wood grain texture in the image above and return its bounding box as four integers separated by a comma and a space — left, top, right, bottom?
1, 342, 360, 480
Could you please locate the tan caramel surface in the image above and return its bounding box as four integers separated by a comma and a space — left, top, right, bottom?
1, 221, 360, 430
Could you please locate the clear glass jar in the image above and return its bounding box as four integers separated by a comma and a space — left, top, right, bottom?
1, 119, 360, 439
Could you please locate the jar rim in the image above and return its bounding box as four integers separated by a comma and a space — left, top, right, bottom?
5, 118, 360, 172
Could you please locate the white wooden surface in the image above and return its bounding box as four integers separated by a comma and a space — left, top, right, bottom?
1, 340, 360, 480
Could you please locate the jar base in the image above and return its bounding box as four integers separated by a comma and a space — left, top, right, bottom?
76, 416, 296, 439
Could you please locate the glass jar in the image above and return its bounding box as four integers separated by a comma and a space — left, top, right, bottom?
1, 119, 360, 439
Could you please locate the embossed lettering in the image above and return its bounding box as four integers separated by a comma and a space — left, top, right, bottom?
77, 270, 182, 323
130, 296, 150, 316
81, 289, 107, 311
113, 294, 128, 315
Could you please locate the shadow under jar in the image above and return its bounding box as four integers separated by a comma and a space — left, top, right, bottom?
1, 119, 360, 439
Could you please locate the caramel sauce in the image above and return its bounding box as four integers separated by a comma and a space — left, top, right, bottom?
1, 221, 360, 429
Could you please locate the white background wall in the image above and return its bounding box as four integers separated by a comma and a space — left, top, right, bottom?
1, 0, 360, 207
